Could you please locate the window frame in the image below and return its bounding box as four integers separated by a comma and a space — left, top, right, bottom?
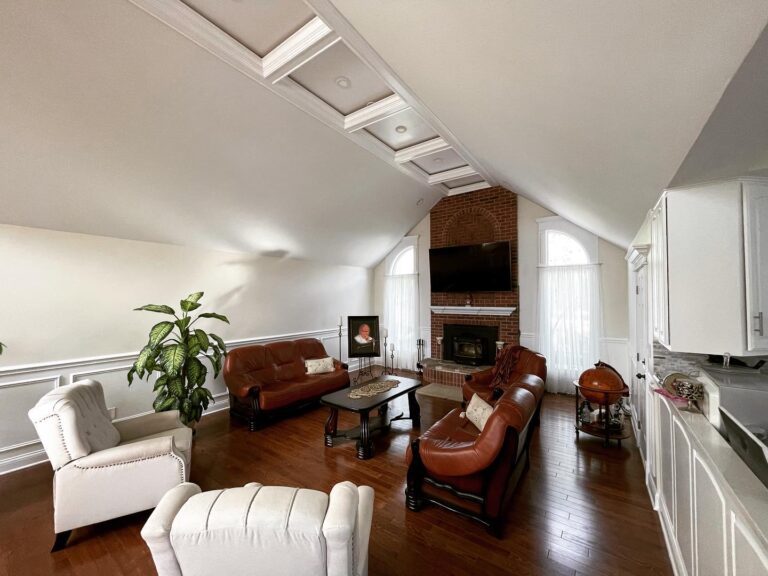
385, 236, 418, 276
537, 216, 598, 266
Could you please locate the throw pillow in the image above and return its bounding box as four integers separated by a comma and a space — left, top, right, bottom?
466, 393, 493, 432
305, 356, 335, 375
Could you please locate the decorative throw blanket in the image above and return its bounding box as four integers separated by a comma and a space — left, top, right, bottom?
348, 379, 400, 399
489, 345, 522, 388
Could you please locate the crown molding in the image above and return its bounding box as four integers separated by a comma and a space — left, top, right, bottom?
427, 165, 478, 185
262, 16, 340, 83
343, 94, 410, 132
394, 137, 450, 164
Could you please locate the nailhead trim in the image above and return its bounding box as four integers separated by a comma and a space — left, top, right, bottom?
33, 413, 72, 465
73, 452, 186, 483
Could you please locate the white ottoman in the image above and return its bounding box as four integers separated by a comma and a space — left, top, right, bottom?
142, 481, 374, 576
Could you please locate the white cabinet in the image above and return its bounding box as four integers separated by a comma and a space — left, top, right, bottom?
732, 514, 768, 575
674, 419, 694, 576
650, 177, 768, 355
694, 453, 728, 576
744, 181, 768, 352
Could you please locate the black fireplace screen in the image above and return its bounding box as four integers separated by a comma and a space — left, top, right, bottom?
443, 324, 499, 366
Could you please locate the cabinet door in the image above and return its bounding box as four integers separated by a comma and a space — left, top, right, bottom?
658, 398, 675, 529
651, 200, 670, 346
646, 379, 659, 498
744, 182, 768, 352
694, 452, 728, 576
674, 418, 694, 576
731, 513, 768, 575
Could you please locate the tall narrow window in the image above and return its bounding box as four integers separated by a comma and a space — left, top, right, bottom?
538, 218, 602, 393
384, 237, 419, 370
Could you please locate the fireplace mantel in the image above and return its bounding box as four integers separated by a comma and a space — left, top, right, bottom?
430, 306, 517, 317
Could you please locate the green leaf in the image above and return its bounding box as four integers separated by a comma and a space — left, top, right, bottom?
206, 352, 222, 378
156, 396, 176, 412
187, 333, 201, 357
168, 377, 185, 398
134, 346, 154, 377
153, 392, 168, 411
135, 304, 176, 315
153, 375, 169, 392
176, 316, 191, 332
127, 366, 136, 386
0, 342, 5, 355
161, 344, 186, 377
209, 333, 228, 355
180, 299, 202, 313
197, 312, 230, 324
194, 329, 210, 352
185, 291, 204, 304
186, 357, 206, 386
148, 321, 174, 348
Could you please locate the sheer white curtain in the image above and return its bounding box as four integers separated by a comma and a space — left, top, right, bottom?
384, 273, 419, 371
538, 264, 602, 393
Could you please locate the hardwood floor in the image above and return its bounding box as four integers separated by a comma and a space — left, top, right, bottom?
0, 392, 672, 576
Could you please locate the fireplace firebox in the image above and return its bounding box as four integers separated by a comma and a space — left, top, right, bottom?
442, 324, 499, 366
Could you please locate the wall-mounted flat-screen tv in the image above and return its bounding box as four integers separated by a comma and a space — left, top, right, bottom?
429, 241, 513, 292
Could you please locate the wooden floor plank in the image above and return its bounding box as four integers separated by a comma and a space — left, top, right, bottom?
0, 389, 672, 575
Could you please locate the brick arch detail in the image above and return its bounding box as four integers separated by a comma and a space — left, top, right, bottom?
441, 207, 501, 246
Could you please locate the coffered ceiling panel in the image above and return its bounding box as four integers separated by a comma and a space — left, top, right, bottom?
444, 174, 485, 189
365, 108, 439, 151
181, 0, 313, 56
289, 41, 393, 115
411, 148, 467, 175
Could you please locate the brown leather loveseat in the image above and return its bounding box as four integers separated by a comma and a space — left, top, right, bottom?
224, 338, 349, 430
405, 383, 540, 536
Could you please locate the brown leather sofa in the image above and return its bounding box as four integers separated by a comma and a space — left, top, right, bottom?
224, 338, 349, 430
463, 345, 547, 411
405, 384, 540, 535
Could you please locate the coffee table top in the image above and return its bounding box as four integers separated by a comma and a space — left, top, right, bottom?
321, 375, 421, 413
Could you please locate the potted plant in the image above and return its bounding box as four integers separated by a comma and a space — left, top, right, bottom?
128, 291, 229, 427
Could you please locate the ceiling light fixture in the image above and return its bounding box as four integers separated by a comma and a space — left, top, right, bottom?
395, 125, 407, 134
335, 76, 351, 89
417, 198, 424, 206
433, 157, 443, 164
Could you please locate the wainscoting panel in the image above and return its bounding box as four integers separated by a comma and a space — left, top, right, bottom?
0, 328, 345, 475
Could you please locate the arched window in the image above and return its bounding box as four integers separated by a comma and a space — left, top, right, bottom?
544, 230, 589, 266
390, 245, 415, 276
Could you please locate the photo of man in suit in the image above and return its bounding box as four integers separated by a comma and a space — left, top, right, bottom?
348, 317, 380, 357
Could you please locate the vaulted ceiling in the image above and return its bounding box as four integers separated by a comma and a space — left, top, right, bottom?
1, 1, 767, 266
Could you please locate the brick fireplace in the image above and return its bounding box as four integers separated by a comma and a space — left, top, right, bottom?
430, 186, 519, 359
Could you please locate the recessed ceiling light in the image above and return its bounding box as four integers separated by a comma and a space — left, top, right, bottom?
395, 125, 407, 134
433, 157, 443, 164
417, 198, 424, 206
335, 76, 351, 89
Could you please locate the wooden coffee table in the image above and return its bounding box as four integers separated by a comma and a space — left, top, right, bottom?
321, 375, 421, 460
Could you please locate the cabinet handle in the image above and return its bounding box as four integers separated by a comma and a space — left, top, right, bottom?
755, 312, 764, 336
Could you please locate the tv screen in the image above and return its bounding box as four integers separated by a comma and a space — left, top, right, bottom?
429, 241, 512, 292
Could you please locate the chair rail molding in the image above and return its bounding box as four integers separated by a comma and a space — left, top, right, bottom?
0, 327, 347, 476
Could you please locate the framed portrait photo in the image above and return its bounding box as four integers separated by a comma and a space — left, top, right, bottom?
348, 316, 380, 358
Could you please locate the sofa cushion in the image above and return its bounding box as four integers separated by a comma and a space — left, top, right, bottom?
267, 341, 306, 382
259, 371, 348, 411
296, 338, 329, 360
170, 485, 329, 576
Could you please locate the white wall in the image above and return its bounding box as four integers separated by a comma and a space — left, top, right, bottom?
0, 224, 372, 473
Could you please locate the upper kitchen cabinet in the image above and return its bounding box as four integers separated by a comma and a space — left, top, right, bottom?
650, 177, 768, 355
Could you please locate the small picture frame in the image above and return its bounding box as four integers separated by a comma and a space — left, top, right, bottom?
348, 316, 380, 358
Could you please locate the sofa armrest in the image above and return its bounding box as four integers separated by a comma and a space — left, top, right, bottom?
333, 359, 349, 371
114, 410, 185, 442
355, 486, 374, 576
73, 435, 181, 469
465, 369, 493, 386
323, 481, 368, 576
141, 482, 201, 576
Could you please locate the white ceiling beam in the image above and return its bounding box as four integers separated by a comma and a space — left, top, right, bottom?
262, 17, 341, 83
447, 181, 491, 196
343, 94, 410, 132
127, 0, 263, 79
306, 0, 497, 188
427, 165, 478, 185
394, 137, 451, 164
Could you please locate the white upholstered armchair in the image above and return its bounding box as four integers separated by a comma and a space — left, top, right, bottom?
142, 481, 374, 576
28, 379, 192, 551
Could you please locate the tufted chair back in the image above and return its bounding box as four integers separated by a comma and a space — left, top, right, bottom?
28, 379, 120, 470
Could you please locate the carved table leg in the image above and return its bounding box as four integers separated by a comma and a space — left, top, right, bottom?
408, 390, 421, 427
357, 411, 373, 460
324, 408, 339, 447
